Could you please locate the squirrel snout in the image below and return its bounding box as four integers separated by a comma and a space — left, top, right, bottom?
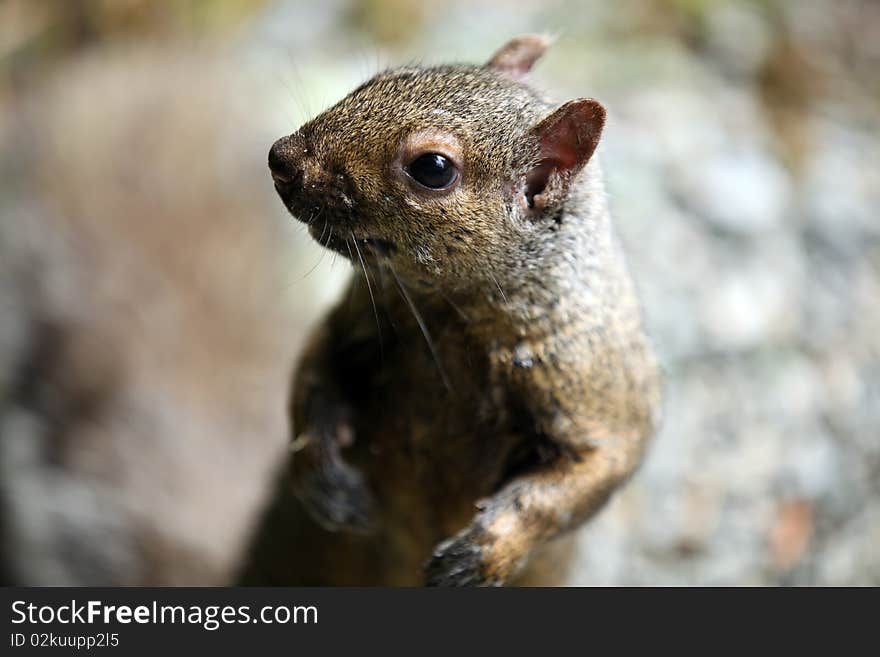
268, 138, 303, 187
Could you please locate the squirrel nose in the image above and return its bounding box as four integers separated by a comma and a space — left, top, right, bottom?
268, 138, 303, 186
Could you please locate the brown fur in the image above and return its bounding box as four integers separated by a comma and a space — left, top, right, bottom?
244, 36, 662, 586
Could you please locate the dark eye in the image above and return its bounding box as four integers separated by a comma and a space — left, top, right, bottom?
405, 153, 458, 190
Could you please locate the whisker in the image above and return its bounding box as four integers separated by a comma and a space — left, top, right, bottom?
440, 291, 470, 322
375, 260, 389, 297
351, 232, 384, 361
388, 263, 451, 392
375, 265, 397, 333
297, 248, 326, 282
325, 227, 337, 269
296, 213, 328, 282
489, 271, 508, 304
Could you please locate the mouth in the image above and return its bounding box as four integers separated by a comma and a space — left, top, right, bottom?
307, 223, 395, 260
355, 237, 394, 257
271, 180, 395, 260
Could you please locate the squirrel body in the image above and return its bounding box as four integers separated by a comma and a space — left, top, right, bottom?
245, 36, 661, 585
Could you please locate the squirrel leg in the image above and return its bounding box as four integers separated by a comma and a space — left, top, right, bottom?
288, 333, 374, 534
425, 437, 640, 586
288, 410, 373, 534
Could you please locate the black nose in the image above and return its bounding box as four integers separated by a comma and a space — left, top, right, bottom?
268, 138, 302, 186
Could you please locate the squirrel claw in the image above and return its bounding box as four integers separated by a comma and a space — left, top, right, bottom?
424, 527, 498, 587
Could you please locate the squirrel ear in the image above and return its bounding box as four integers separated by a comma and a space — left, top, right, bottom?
523, 99, 606, 210
487, 34, 551, 80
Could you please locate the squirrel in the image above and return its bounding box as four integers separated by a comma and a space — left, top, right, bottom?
243, 35, 662, 586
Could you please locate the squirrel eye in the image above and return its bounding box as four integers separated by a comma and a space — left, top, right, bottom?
405, 153, 458, 190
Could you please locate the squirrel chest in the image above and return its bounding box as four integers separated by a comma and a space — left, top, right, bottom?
333, 280, 551, 540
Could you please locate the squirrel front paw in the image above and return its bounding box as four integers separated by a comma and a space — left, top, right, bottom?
424, 523, 500, 587
290, 430, 374, 533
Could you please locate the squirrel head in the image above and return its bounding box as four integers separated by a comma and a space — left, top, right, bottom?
269, 35, 606, 292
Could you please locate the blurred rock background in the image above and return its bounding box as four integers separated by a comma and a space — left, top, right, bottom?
1, 0, 877, 584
